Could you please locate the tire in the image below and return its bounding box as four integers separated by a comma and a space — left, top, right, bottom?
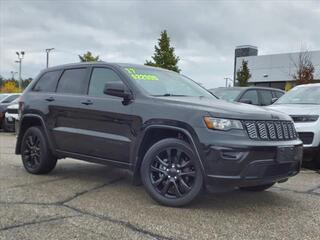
240, 183, 275, 192
21, 126, 57, 174
1, 119, 10, 132
140, 138, 203, 207
312, 149, 320, 169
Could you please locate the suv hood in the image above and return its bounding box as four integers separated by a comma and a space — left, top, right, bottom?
155, 96, 291, 121
267, 104, 320, 116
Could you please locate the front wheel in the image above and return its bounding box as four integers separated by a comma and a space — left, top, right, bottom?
21, 126, 57, 174
141, 138, 203, 207
240, 183, 275, 192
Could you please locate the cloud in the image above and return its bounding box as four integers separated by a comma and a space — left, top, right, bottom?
0, 0, 319, 88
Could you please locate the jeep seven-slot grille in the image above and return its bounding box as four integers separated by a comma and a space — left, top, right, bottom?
243, 121, 297, 141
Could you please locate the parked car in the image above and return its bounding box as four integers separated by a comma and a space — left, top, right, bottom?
16, 62, 302, 207
210, 87, 284, 106
0, 93, 21, 131
4, 102, 19, 133
268, 84, 320, 166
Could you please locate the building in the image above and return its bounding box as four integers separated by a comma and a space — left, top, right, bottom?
234, 46, 320, 90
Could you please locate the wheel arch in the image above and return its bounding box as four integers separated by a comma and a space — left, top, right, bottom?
15, 114, 54, 155
132, 124, 205, 185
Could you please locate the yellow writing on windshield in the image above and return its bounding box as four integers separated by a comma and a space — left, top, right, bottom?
125, 68, 159, 81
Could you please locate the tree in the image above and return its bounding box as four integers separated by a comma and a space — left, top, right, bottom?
291, 50, 315, 85
145, 30, 181, 73
0, 81, 20, 93
236, 60, 251, 86
79, 51, 100, 62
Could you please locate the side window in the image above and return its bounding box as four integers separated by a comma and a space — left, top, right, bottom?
260, 90, 273, 106
33, 70, 61, 92
274, 91, 284, 98
88, 68, 122, 97
240, 90, 259, 105
57, 68, 87, 94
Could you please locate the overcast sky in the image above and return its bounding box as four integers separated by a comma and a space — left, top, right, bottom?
0, 0, 319, 88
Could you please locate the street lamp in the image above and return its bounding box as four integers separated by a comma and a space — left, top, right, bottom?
45, 48, 54, 68
224, 77, 233, 87
15, 51, 25, 89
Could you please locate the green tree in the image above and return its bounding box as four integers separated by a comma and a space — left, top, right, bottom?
145, 30, 181, 73
79, 51, 100, 62
236, 60, 251, 86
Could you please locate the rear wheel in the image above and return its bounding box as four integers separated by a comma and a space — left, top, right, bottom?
21, 126, 57, 174
240, 183, 275, 192
141, 138, 203, 207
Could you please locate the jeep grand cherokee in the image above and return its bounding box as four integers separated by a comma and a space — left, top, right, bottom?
15, 62, 303, 207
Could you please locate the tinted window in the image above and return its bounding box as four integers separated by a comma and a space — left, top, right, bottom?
260, 90, 273, 106
274, 91, 284, 98
2, 95, 19, 103
88, 68, 122, 97
33, 71, 61, 92
240, 90, 259, 105
211, 88, 242, 102
57, 68, 87, 94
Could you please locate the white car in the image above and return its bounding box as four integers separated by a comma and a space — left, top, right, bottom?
4, 103, 19, 133
268, 83, 320, 165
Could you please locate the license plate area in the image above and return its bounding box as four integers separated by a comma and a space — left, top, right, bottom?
277, 146, 297, 163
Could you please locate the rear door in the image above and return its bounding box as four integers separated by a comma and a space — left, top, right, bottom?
49, 67, 91, 153
52, 66, 135, 163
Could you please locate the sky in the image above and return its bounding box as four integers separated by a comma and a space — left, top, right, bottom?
0, 0, 319, 88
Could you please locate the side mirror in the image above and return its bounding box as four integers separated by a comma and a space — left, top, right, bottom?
239, 98, 253, 104
271, 98, 278, 104
104, 82, 132, 101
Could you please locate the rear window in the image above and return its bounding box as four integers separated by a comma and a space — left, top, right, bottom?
260, 90, 273, 106
274, 91, 284, 98
57, 68, 88, 94
33, 70, 61, 92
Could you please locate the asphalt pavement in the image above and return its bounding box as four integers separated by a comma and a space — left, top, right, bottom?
0, 133, 320, 240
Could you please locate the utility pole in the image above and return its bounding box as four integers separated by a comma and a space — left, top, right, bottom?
224, 77, 233, 87
15, 51, 25, 89
10, 71, 18, 80
45, 48, 54, 68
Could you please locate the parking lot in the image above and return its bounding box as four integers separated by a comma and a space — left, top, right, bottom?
0, 133, 319, 240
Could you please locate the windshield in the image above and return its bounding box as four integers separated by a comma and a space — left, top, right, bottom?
211, 88, 241, 101
122, 66, 214, 98
0, 94, 9, 102
276, 86, 320, 105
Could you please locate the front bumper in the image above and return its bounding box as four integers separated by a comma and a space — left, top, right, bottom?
204, 144, 302, 191
195, 128, 303, 191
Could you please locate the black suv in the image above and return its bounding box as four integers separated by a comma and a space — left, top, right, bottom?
16, 62, 302, 207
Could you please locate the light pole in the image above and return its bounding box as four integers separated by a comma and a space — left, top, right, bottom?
224, 77, 233, 87
15, 51, 25, 89
10, 71, 18, 80
45, 48, 54, 68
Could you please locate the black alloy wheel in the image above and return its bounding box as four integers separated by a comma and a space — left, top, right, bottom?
21, 126, 57, 174
23, 134, 41, 170
141, 138, 203, 207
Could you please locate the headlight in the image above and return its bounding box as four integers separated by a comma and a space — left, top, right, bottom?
204, 117, 243, 131
291, 115, 319, 122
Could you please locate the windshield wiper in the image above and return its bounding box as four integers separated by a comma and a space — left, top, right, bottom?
153, 93, 189, 97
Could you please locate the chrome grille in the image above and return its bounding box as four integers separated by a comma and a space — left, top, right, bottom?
243, 121, 297, 141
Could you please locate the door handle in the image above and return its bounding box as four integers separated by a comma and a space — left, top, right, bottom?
81, 100, 93, 105
45, 97, 55, 102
